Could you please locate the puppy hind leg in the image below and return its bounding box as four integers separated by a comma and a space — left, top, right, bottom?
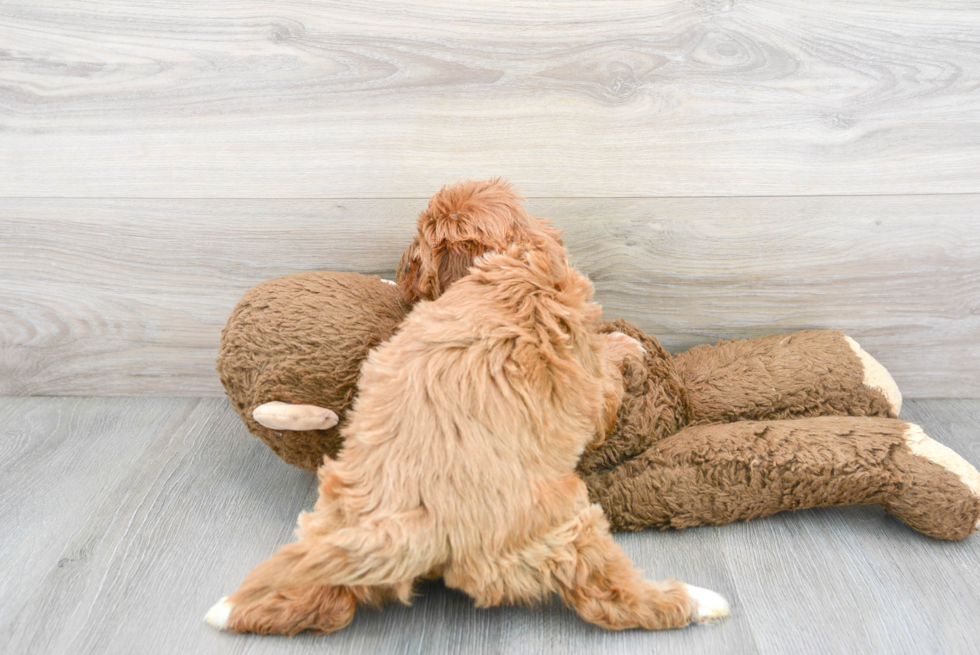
208, 585, 357, 636
554, 506, 728, 630
210, 513, 440, 634
459, 505, 729, 630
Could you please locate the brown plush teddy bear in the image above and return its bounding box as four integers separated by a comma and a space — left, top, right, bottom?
218, 180, 980, 541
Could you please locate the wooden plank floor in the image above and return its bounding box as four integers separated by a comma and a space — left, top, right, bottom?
2, 397, 979, 655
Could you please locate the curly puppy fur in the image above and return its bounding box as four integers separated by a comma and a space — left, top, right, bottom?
399, 179, 564, 302
212, 181, 725, 635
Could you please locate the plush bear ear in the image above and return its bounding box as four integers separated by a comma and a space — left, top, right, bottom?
402, 178, 564, 302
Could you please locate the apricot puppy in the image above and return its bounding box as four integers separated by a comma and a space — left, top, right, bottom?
206, 181, 729, 634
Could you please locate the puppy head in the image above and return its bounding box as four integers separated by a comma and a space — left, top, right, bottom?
399, 179, 564, 302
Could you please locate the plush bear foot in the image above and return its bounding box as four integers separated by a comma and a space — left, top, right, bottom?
843, 336, 902, 416
886, 423, 980, 539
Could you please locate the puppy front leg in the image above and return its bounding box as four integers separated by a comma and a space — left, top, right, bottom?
456, 503, 729, 630
601, 331, 646, 369
593, 332, 645, 443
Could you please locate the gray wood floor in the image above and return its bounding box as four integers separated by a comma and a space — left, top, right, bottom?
1, 397, 979, 655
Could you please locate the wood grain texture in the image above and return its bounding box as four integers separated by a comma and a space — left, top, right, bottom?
2, 397, 979, 654
1, 1, 979, 197
0, 397, 317, 654
2, 195, 977, 397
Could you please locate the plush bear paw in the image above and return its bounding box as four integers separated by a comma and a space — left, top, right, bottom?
843, 336, 902, 416
885, 423, 980, 539
905, 424, 980, 530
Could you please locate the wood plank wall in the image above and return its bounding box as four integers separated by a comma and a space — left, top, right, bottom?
1, 1, 978, 397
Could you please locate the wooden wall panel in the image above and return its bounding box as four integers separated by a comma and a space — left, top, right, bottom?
0, 1, 978, 197
2, 195, 977, 397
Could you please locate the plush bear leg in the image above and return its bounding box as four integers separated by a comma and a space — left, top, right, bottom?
584, 417, 980, 540
672, 330, 901, 423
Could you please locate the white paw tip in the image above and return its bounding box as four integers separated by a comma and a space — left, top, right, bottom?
381, 278, 398, 286
205, 596, 233, 631
843, 336, 902, 416
252, 401, 339, 431
609, 331, 646, 356
685, 584, 731, 624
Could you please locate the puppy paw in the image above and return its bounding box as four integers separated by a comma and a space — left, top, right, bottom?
684, 584, 731, 624
204, 586, 357, 635
604, 331, 646, 366
252, 401, 339, 431
204, 596, 233, 631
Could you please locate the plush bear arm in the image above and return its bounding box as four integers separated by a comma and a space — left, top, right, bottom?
672, 330, 901, 424
583, 416, 980, 541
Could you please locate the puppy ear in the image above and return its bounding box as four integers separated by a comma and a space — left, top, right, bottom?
435, 240, 492, 296
395, 235, 419, 287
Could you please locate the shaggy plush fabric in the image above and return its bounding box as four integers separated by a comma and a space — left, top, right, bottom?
217, 272, 410, 471
583, 416, 980, 541
577, 325, 896, 477
673, 329, 895, 424
577, 320, 690, 474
